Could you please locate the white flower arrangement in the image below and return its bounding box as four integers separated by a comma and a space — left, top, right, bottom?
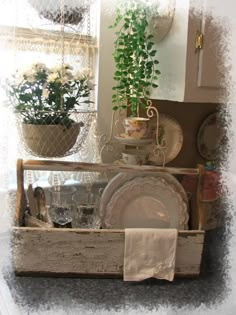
8, 63, 94, 126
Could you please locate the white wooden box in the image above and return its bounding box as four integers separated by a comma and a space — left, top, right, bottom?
13, 159, 206, 278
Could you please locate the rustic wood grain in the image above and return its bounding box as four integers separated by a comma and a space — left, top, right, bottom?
22, 159, 199, 175
189, 176, 200, 230
15, 159, 26, 227
200, 199, 224, 231
197, 164, 205, 230
13, 159, 206, 278
12, 228, 205, 277
26, 184, 38, 217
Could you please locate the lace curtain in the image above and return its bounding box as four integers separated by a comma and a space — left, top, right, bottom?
0, 0, 100, 212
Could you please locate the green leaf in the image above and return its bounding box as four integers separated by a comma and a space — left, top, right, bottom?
112, 106, 119, 111
150, 50, 157, 57
152, 83, 158, 88
115, 71, 122, 76
146, 61, 153, 68
147, 34, 154, 40
147, 42, 154, 50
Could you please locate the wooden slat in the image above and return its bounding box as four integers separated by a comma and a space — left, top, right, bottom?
189, 168, 201, 230
200, 199, 224, 231
15, 159, 26, 227
13, 159, 205, 278
26, 184, 38, 217
22, 159, 199, 175
12, 228, 205, 277
197, 164, 205, 230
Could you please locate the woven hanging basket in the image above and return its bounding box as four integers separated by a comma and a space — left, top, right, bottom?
22, 122, 82, 157
27, 0, 90, 25
16, 111, 96, 158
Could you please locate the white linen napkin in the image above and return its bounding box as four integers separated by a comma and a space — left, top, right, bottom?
124, 228, 178, 281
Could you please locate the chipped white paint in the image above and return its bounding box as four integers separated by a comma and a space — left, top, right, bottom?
13, 159, 205, 278
22, 159, 200, 175
13, 228, 204, 277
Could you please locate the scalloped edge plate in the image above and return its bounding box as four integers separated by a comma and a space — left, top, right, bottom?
99, 172, 189, 223
103, 176, 188, 230
197, 112, 223, 160
147, 114, 183, 165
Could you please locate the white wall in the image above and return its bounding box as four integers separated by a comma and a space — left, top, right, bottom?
150, 0, 189, 102
96, 0, 124, 163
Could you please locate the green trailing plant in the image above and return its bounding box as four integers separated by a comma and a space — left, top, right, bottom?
7, 63, 94, 127
110, 1, 160, 116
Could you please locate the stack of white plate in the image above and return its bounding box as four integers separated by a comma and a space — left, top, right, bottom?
99, 173, 189, 230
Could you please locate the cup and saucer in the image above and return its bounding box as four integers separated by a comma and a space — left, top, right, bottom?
115, 117, 153, 146
114, 148, 149, 166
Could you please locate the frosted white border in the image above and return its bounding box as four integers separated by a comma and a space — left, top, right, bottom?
1, 0, 236, 314
0, 275, 20, 315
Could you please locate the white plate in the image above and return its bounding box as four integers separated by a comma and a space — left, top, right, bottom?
103, 177, 188, 230
197, 112, 224, 160
114, 135, 153, 146
148, 114, 183, 165
99, 172, 188, 222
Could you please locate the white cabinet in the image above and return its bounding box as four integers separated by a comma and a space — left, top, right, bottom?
151, 0, 224, 103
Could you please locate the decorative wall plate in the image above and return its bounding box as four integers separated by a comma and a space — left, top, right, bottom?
197, 112, 224, 160
103, 176, 188, 230
148, 114, 183, 165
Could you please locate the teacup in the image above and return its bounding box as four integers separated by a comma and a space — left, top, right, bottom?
122, 149, 148, 165
123, 117, 150, 139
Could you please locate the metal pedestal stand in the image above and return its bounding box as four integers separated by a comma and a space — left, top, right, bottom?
99, 101, 167, 167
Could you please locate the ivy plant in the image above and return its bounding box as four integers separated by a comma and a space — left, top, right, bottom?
109, 1, 160, 116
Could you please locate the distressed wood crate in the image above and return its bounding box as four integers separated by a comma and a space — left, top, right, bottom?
13, 159, 206, 278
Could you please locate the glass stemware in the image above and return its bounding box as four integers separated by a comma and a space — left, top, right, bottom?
72, 190, 101, 229
48, 185, 76, 227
